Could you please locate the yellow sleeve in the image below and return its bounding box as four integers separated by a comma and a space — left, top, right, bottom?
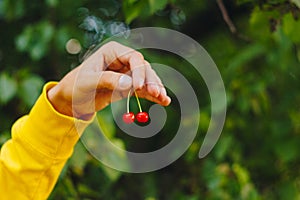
0, 82, 94, 200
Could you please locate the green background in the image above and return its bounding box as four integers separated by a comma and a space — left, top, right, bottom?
1, 0, 300, 199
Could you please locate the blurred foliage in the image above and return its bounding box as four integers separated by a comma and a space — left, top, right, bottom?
1, 0, 300, 199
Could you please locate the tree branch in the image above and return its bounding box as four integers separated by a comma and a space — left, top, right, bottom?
216, 0, 251, 42
216, 0, 237, 34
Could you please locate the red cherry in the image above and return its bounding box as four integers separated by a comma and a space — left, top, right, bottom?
123, 112, 135, 124
136, 112, 149, 123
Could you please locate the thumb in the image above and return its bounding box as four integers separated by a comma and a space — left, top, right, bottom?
98, 71, 132, 90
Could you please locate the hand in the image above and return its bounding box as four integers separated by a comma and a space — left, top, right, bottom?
47, 41, 171, 120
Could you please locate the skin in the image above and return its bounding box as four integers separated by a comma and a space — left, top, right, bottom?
47, 41, 171, 120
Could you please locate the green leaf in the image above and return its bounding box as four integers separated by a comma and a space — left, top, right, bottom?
274, 139, 299, 163
278, 182, 300, 200
0, 73, 17, 105
97, 107, 116, 139
232, 163, 250, 186
45, 0, 58, 7
170, 8, 186, 25
69, 142, 89, 175
282, 13, 300, 43
30, 21, 54, 60
291, 0, 300, 8
202, 160, 220, 190
1, 0, 25, 20
15, 27, 31, 52
214, 135, 232, 161
127, 0, 138, 4
123, 0, 168, 23
101, 164, 122, 182
19, 75, 44, 107
39, 21, 55, 42
227, 43, 266, 72
55, 27, 70, 52
16, 21, 54, 60
30, 42, 47, 60
14, 0, 25, 19
249, 7, 278, 40
148, 0, 168, 14
123, 0, 149, 24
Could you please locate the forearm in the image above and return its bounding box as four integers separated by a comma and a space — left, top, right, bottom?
0, 82, 93, 199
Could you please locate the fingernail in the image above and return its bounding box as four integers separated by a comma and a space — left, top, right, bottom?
119, 75, 132, 89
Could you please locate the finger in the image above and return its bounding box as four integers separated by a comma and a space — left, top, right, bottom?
145, 62, 161, 97
157, 89, 171, 106
130, 55, 146, 90
144, 93, 171, 107
144, 62, 171, 102
94, 89, 127, 110
97, 71, 132, 91
101, 42, 146, 89
136, 88, 171, 107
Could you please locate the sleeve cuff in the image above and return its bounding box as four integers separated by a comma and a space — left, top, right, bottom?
12, 82, 95, 159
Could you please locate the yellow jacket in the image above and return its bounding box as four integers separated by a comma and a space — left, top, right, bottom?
0, 82, 93, 199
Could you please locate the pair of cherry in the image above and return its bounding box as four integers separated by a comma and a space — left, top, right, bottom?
122, 90, 149, 124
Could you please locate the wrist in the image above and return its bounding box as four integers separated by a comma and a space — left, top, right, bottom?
47, 83, 74, 118
47, 83, 95, 120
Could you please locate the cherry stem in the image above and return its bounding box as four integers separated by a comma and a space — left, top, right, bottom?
126, 89, 132, 113
134, 91, 142, 112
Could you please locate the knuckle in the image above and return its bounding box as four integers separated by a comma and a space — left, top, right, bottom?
108, 41, 119, 47
132, 51, 144, 61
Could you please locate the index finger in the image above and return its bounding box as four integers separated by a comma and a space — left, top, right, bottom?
100, 41, 146, 90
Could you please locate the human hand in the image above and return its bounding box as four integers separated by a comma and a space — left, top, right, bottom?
47, 41, 171, 120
